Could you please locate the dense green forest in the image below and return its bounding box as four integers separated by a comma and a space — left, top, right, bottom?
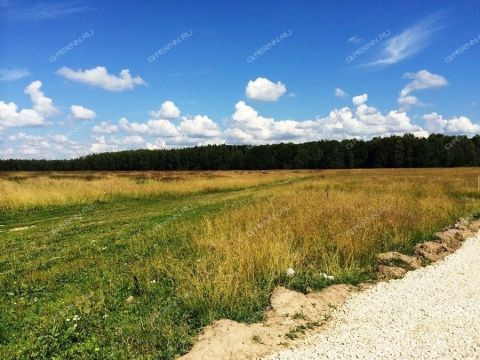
1, 134, 479, 171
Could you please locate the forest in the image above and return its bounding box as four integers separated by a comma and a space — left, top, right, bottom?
1, 134, 478, 171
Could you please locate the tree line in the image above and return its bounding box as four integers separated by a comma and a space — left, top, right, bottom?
1, 134, 479, 171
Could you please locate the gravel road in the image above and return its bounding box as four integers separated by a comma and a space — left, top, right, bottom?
266, 232, 480, 360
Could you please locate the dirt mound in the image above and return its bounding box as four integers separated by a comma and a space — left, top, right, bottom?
378, 265, 407, 280
180, 285, 352, 360
414, 241, 452, 262
377, 217, 480, 279
377, 251, 421, 270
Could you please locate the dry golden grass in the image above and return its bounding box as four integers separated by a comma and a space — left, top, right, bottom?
168, 168, 480, 312
0, 170, 306, 210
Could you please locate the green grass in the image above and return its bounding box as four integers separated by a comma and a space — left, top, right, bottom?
0, 179, 302, 359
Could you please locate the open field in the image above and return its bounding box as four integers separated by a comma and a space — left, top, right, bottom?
1, 169, 480, 359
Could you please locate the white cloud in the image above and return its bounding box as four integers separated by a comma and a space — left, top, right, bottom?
4, 87, 479, 158
146, 139, 167, 150
146, 119, 179, 137
0, 68, 30, 82
25, 80, 58, 116
56, 66, 146, 91
335, 88, 348, 98
398, 70, 448, 108
51, 134, 69, 143
352, 93, 368, 106
423, 112, 480, 134
119, 117, 178, 137
89, 134, 145, 153
348, 36, 362, 43
2, 131, 87, 159
92, 121, 118, 134
70, 105, 96, 120
245, 77, 287, 102
0, 80, 57, 130
6, 2, 92, 22
362, 13, 444, 67
149, 100, 181, 119
90, 135, 116, 153
179, 115, 221, 138
120, 135, 144, 145
118, 112, 221, 141
118, 117, 149, 134
226, 97, 428, 145
227, 100, 314, 144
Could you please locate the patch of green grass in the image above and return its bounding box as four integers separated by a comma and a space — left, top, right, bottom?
285, 321, 320, 340
0, 178, 295, 359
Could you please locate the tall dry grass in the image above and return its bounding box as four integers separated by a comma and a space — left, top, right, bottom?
0, 171, 306, 210
167, 169, 479, 313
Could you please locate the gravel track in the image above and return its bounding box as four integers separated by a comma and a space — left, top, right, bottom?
266, 232, 480, 360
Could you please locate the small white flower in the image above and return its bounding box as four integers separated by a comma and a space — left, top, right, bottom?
150, 279, 156, 284
321, 273, 335, 280
73, 315, 80, 321
286, 268, 295, 277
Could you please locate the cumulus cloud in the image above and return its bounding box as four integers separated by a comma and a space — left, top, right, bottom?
67, 95, 480, 157
362, 13, 445, 67
227, 101, 307, 143
149, 100, 181, 119
352, 93, 368, 106
89, 134, 146, 153
0, 68, 30, 82
179, 115, 221, 138
245, 77, 287, 101
423, 112, 480, 134
0, 80, 58, 130
118, 112, 222, 141
70, 105, 96, 120
4, 89, 479, 158
118, 117, 150, 134
226, 97, 428, 145
92, 121, 118, 134
89, 135, 116, 153
335, 88, 348, 98
146, 139, 168, 150
25, 81, 58, 116
56, 66, 146, 91
119, 117, 178, 137
2, 131, 86, 159
398, 70, 448, 108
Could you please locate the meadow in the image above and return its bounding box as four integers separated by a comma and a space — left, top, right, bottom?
1, 169, 480, 359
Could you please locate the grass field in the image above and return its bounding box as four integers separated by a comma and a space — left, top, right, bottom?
1, 169, 480, 359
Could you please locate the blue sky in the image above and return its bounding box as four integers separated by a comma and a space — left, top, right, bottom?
0, 0, 479, 159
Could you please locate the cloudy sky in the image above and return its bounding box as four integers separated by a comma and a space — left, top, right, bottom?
0, 0, 479, 159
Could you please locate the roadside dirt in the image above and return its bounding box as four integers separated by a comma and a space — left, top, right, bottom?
180, 285, 352, 360
180, 217, 480, 360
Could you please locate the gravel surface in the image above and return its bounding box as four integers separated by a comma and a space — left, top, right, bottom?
266, 232, 480, 360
